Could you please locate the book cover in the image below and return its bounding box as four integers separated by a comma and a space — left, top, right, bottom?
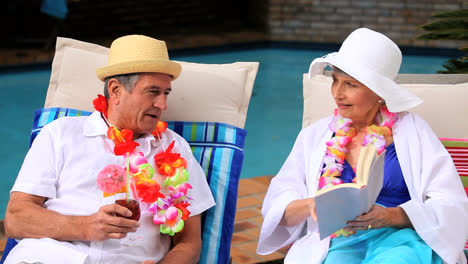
314, 144, 386, 240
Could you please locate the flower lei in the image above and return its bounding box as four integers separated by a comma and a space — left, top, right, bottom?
93, 95, 192, 236
319, 106, 398, 238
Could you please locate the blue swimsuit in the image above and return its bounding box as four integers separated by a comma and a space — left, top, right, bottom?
322, 142, 442, 264
339, 142, 411, 207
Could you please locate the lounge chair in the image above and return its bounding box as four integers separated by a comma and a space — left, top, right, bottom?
0, 37, 259, 264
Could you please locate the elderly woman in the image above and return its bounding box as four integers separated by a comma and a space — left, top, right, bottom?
256, 28, 468, 264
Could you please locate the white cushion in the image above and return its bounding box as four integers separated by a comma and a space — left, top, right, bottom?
303, 73, 468, 138
44, 37, 259, 128
166, 61, 257, 128
44, 37, 109, 112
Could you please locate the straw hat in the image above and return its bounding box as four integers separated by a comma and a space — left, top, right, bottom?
96, 35, 181, 81
308, 28, 422, 112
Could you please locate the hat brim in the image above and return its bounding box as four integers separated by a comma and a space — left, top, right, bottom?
96, 59, 182, 81
308, 53, 423, 113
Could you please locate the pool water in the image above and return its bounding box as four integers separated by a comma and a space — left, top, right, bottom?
0, 48, 449, 218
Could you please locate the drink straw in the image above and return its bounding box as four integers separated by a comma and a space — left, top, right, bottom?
126, 153, 130, 203
156, 133, 166, 154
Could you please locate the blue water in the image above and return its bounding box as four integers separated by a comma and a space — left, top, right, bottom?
0, 48, 449, 219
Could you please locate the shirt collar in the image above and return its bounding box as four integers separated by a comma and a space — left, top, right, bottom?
84, 111, 108, 137
83, 111, 160, 147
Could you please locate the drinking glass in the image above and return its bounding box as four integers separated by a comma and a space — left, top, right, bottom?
115, 196, 140, 220
114, 182, 143, 246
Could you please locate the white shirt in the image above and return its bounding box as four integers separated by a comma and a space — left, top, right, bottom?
257, 112, 468, 264
6, 111, 215, 264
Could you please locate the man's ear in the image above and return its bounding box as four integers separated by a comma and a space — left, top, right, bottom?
107, 78, 122, 104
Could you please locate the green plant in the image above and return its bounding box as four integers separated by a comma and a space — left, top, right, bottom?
416, 9, 468, 73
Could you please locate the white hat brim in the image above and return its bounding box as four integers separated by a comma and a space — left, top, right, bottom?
308, 53, 423, 112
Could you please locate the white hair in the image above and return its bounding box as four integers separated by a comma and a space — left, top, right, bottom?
103, 73, 140, 98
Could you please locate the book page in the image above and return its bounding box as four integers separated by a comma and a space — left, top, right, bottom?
364, 149, 386, 210
315, 186, 365, 239
355, 145, 376, 185
314, 145, 385, 240
315, 182, 362, 196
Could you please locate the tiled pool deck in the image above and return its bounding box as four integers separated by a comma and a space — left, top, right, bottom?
231, 176, 289, 263
0, 32, 288, 263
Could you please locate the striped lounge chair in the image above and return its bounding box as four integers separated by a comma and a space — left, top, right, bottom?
1, 37, 259, 264
1, 108, 248, 264
441, 138, 468, 257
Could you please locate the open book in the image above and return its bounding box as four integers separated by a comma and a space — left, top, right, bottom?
314, 144, 386, 240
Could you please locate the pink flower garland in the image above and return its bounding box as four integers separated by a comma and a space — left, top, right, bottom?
93, 94, 192, 236
319, 106, 398, 190
319, 106, 398, 239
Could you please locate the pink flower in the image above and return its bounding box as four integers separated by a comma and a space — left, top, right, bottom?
127, 152, 149, 173
168, 183, 192, 196
96, 164, 127, 194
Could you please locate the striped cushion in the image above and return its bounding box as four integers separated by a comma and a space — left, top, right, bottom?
166, 122, 245, 264
30, 108, 91, 146
29, 107, 246, 264
440, 138, 468, 194
440, 138, 468, 255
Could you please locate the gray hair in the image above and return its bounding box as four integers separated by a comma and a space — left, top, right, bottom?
103, 73, 141, 98
330, 65, 352, 78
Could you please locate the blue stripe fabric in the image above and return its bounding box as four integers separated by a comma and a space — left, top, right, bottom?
167, 121, 246, 264
28, 108, 246, 264
30, 108, 92, 146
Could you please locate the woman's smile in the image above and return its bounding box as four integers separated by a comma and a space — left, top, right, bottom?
336, 102, 352, 109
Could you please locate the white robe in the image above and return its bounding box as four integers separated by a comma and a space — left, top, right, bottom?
257, 112, 468, 264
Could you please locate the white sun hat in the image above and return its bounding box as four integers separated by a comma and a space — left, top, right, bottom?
308, 27, 423, 112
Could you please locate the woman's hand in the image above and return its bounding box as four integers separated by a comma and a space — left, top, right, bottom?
345, 204, 412, 230
280, 198, 317, 227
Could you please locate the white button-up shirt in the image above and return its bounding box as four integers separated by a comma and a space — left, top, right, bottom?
7, 111, 215, 264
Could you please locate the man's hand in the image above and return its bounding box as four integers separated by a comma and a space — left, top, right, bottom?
5, 191, 139, 242
345, 204, 412, 230
83, 203, 140, 241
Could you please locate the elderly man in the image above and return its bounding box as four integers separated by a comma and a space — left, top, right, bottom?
4, 35, 215, 264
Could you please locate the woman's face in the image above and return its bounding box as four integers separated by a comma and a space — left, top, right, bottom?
331, 73, 381, 124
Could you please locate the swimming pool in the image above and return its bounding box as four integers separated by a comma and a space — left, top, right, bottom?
0, 47, 450, 219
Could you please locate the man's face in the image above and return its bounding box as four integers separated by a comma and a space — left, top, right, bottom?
116, 72, 172, 136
